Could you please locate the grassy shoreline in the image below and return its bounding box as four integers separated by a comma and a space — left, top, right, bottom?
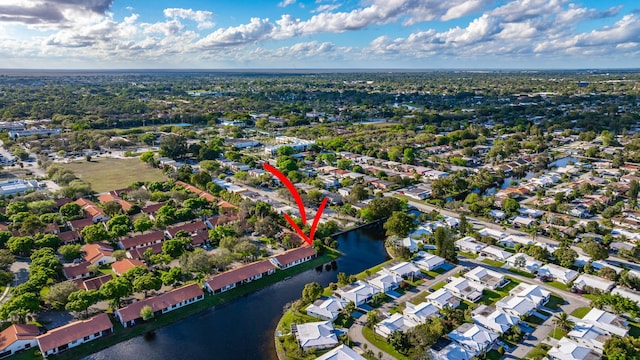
14, 249, 341, 360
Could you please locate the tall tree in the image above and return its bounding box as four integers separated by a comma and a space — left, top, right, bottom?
434, 227, 457, 263
383, 211, 416, 237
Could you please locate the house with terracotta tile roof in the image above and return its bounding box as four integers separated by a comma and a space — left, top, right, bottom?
58, 230, 81, 244
0, 324, 40, 358
74, 198, 109, 222
126, 243, 163, 260
36, 313, 113, 357
111, 258, 146, 276
68, 217, 95, 231
62, 262, 93, 280
82, 243, 115, 265
140, 202, 165, 220
115, 283, 204, 327
175, 181, 217, 202
206, 213, 241, 228
165, 221, 208, 238
204, 260, 276, 294
82, 274, 113, 291
96, 193, 133, 213
269, 246, 317, 270
118, 230, 165, 250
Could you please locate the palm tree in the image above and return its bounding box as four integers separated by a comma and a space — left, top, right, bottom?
553, 312, 575, 332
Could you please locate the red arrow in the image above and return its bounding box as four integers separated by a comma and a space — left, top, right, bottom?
264, 163, 327, 246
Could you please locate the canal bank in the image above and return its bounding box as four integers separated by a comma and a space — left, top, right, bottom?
82, 226, 389, 360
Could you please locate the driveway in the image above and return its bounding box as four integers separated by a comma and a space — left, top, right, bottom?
10, 258, 30, 286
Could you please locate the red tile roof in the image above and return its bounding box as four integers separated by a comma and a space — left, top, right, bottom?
69, 217, 94, 230
63, 262, 92, 279
36, 313, 112, 354
176, 181, 217, 202
141, 202, 165, 214
111, 258, 146, 276
75, 198, 106, 219
126, 243, 163, 260
0, 324, 39, 351
166, 221, 207, 237
272, 246, 317, 267
207, 214, 241, 227
97, 194, 133, 212
116, 283, 204, 324
119, 230, 165, 250
82, 243, 114, 264
204, 260, 275, 292
58, 230, 81, 244
83, 274, 114, 291
190, 231, 209, 246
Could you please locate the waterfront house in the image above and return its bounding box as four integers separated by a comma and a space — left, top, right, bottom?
315, 344, 366, 360
426, 288, 460, 309
204, 260, 276, 294
374, 313, 418, 338
464, 266, 508, 290
472, 305, 520, 334
115, 283, 204, 328
537, 263, 579, 284
444, 277, 484, 302
82, 243, 115, 265
335, 281, 380, 306
366, 270, 403, 293
305, 297, 347, 322
269, 246, 317, 270
36, 313, 113, 357
412, 253, 445, 271
0, 324, 40, 358
294, 321, 338, 351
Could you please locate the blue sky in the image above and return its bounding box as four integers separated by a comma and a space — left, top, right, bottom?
0, 0, 639, 69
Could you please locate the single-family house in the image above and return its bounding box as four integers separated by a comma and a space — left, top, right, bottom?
412, 253, 445, 271
115, 283, 204, 328
335, 281, 380, 306
386, 262, 420, 279
479, 246, 511, 262
498, 235, 534, 249
203, 260, 276, 294
81, 274, 113, 291
567, 322, 610, 350
58, 230, 81, 244
36, 313, 113, 357
62, 262, 93, 280
165, 221, 208, 239
0, 324, 40, 358
374, 313, 418, 338
547, 337, 602, 360
506, 254, 542, 274
426, 288, 460, 309
582, 308, 629, 336
472, 305, 520, 334
126, 243, 163, 261
111, 258, 146, 276
509, 284, 550, 308
511, 216, 536, 228
464, 267, 508, 290
455, 236, 486, 254
537, 263, 579, 284
477, 228, 507, 240
366, 270, 403, 293
444, 277, 484, 302
295, 321, 338, 351
315, 344, 366, 360
403, 302, 439, 324
430, 342, 475, 360
118, 231, 165, 251
269, 246, 317, 270
305, 297, 347, 322
488, 209, 506, 221
447, 323, 498, 355
572, 274, 615, 293
74, 198, 109, 223
82, 243, 115, 265
495, 295, 536, 318
611, 286, 640, 304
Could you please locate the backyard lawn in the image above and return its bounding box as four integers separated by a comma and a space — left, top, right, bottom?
481, 258, 505, 267
62, 158, 166, 193
545, 294, 565, 310
545, 281, 569, 292
570, 307, 590, 319
526, 343, 551, 359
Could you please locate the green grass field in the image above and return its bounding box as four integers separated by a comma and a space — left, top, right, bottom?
62, 158, 166, 193
570, 307, 590, 318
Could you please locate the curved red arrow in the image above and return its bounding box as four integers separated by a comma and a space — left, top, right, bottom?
264, 163, 327, 245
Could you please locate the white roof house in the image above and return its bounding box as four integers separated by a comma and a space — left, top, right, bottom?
387, 262, 421, 278
582, 308, 629, 337
509, 283, 550, 308
316, 345, 366, 360
366, 270, 403, 293
572, 274, 615, 293
455, 236, 486, 253
472, 305, 520, 334
403, 302, 439, 324
547, 337, 602, 360
400, 237, 420, 253
495, 296, 536, 318
335, 281, 381, 306
444, 277, 484, 302
305, 297, 347, 322
591, 260, 624, 274
477, 228, 507, 240
479, 245, 511, 261
412, 253, 446, 271
611, 286, 640, 303
506, 254, 542, 274
295, 321, 339, 350
464, 266, 508, 290
537, 263, 579, 284
567, 322, 610, 350
511, 216, 536, 227
430, 342, 476, 360
426, 288, 460, 309
447, 323, 498, 354
498, 234, 534, 249
374, 313, 418, 338
488, 209, 506, 220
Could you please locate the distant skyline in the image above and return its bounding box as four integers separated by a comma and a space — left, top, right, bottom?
0, 0, 639, 69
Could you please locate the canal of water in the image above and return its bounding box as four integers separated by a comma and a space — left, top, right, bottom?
85, 226, 389, 360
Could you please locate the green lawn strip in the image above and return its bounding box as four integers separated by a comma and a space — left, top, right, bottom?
545, 295, 565, 310
549, 328, 567, 340
524, 314, 545, 326
486, 349, 503, 360
481, 258, 505, 267
362, 326, 408, 360
49, 250, 340, 360
431, 281, 447, 291
546, 281, 569, 292
507, 268, 536, 278
458, 251, 479, 259
628, 321, 640, 337
409, 291, 430, 306
570, 307, 590, 319
526, 343, 551, 360
581, 294, 599, 301
355, 259, 397, 280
